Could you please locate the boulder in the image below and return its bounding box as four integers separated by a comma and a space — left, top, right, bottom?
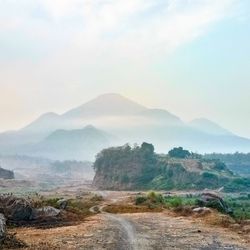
0, 196, 33, 222
193, 207, 211, 213
0, 213, 6, 244
31, 206, 60, 220
193, 207, 211, 216
57, 199, 68, 210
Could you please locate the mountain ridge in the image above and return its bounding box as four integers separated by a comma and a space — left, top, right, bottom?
189, 118, 233, 136
0, 93, 249, 160
24, 125, 116, 161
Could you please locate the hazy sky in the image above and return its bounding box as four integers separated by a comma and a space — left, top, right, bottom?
0, 0, 250, 138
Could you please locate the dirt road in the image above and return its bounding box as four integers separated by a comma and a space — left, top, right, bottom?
9, 191, 250, 250
83, 191, 249, 250
82, 212, 249, 250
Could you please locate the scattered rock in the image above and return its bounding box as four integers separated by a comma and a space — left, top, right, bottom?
31, 206, 61, 220
0, 196, 33, 222
0, 213, 6, 244
0, 195, 62, 226
193, 207, 211, 213
57, 199, 68, 209
84, 234, 94, 238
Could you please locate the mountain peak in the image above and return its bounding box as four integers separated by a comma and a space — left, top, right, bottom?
84, 124, 96, 130
63, 93, 147, 118
39, 112, 59, 119
96, 93, 125, 99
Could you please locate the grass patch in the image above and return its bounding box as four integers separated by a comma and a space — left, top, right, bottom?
225, 195, 250, 221
135, 192, 197, 209
164, 196, 183, 208
103, 204, 163, 214
135, 192, 166, 209
134, 192, 250, 222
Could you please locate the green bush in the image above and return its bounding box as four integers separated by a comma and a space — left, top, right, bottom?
135, 196, 147, 205
214, 161, 226, 171
165, 196, 183, 208
168, 147, 191, 158
225, 196, 250, 220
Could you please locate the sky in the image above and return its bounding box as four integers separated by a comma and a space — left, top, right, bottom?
0, 0, 250, 138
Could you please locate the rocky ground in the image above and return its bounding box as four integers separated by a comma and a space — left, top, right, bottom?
6, 191, 250, 250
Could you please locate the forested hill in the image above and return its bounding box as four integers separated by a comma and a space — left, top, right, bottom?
204, 153, 250, 176
93, 143, 250, 192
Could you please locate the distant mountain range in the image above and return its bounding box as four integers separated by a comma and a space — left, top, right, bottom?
0, 93, 249, 161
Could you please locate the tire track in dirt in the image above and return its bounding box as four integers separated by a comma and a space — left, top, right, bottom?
90, 191, 138, 250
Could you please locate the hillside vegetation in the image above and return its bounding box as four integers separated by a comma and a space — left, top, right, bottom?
93, 143, 250, 192
204, 152, 250, 176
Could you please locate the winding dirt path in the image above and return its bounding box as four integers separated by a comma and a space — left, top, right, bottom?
90, 191, 139, 250
104, 213, 137, 250
85, 191, 249, 250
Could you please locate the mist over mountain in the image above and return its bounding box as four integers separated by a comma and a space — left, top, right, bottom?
189, 118, 233, 136
20, 125, 116, 161
0, 93, 249, 161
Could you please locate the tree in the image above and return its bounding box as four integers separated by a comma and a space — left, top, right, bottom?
168, 147, 191, 159
141, 142, 154, 155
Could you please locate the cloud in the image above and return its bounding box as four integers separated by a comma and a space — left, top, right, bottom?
0, 0, 240, 131
0, 0, 237, 62
0, 0, 239, 85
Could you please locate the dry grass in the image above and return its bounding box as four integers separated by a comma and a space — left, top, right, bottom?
201, 212, 235, 228
103, 203, 163, 214
172, 206, 194, 217
24, 242, 59, 250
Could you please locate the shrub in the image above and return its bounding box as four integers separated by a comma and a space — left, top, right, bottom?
214, 161, 226, 171
147, 191, 164, 204
165, 196, 183, 208
135, 196, 147, 205
204, 200, 227, 213
168, 147, 191, 159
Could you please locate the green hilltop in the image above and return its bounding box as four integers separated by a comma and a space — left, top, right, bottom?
93, 143, 250, 192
